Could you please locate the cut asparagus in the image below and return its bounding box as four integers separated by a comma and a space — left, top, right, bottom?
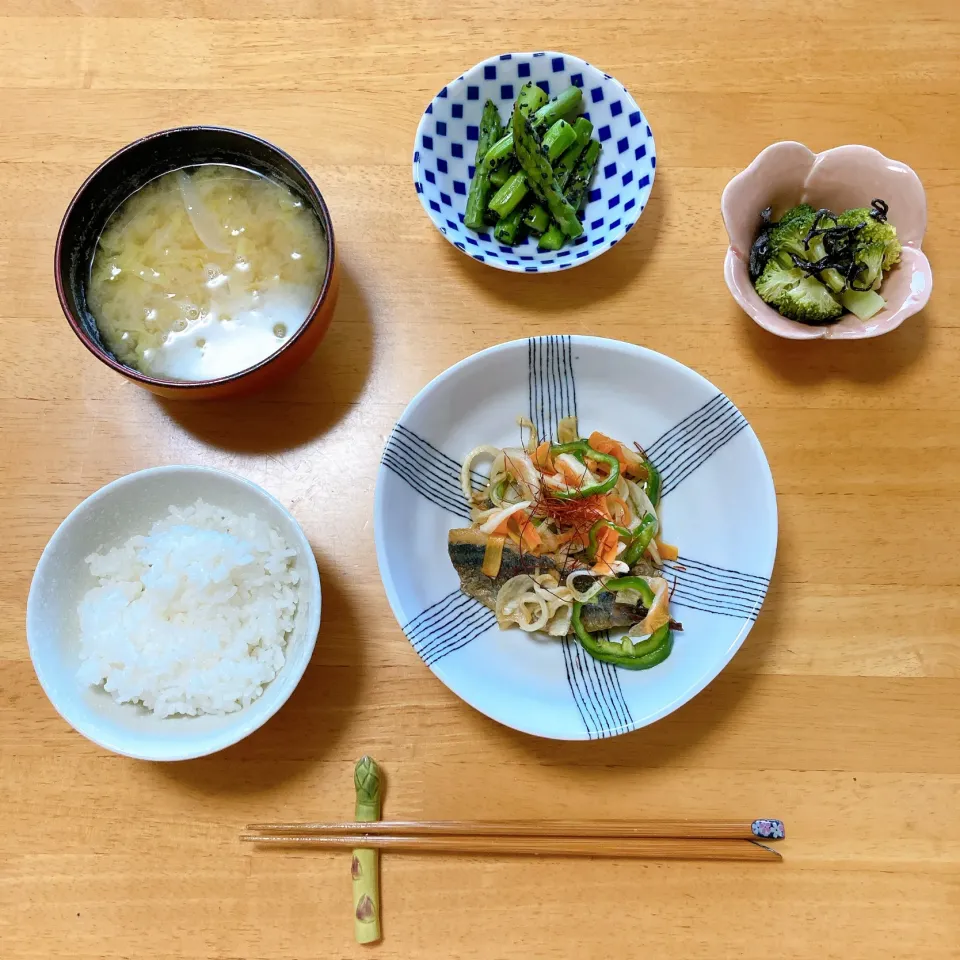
542, 119, 578, 163
489, 171, 529, 218
463, 100, 503, 230
517, 81, 549, 116
532, 85, 583, 134
465, 186, 490, 230
473, 86, 576, 166
565, 139, 601, 210
478, 132, 515, 171
571, 116, 595, 141
538, 223, 565, 251
493, 204, 527, 245
457, 83, 601, 246
512, 83, 583, 239
554, 117, 594, 188
477, 99, 504, 161
523, 204, 550, 236
352, 757, 383, 944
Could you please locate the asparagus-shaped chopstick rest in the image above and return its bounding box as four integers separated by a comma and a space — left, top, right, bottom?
352, 756, 382, 943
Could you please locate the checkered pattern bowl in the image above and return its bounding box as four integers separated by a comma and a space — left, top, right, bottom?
412, 52, 657, 273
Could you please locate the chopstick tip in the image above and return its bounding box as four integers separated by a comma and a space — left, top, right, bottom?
748, 839, 783, 860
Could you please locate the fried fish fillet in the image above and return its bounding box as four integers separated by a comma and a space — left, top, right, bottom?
447, 528, 651, 632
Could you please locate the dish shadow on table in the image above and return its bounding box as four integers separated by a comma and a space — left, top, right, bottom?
154, 266, 373, 454
497, 550, 787, 767
444, 174, 666, 311
741, 298, 931, 385
154, 548, 361, 796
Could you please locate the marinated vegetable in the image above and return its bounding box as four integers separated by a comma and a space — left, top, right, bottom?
448, 417, 680, 670
461, 83, 603, 249
750, 199, 902, 324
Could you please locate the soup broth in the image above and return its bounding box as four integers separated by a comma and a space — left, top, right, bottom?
87, 164, 327, 381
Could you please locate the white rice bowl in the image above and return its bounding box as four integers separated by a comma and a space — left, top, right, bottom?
78, 500, 300, 718
26, 466, 322, 761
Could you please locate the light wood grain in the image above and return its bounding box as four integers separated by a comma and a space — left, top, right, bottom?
2, 2, 959, 958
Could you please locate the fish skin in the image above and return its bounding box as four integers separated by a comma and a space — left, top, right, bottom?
447, 528, 648, 632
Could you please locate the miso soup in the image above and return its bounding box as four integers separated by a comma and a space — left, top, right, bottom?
87, 165, 327, 381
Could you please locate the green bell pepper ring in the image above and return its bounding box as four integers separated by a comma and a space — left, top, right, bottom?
548, 440, 621, 499
602, 575, 656, 608
644, 460, 661, 507
571, 608, 672, 669
586, 519, 633, 561
621, 514, 658, 567
570, 576, 669, 669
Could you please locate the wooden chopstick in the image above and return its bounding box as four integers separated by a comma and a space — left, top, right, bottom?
244, 818, 784, 842
240, 833, 780, 861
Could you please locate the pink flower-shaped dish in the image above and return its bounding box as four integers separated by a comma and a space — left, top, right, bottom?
721, 142, 932, 340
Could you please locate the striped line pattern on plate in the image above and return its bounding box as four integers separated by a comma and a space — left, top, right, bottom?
561, 634, 634, 739
528, 335, 577, 443
402, 589, 497, 668
560, 555, 769, 736
664, 556, 769, 621
645, 394, 748, 498
382, 423, 483, 521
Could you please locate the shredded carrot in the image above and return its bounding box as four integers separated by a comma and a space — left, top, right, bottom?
531, 440, 555, 473
516, 515, 542, 552
494, 513, 543, 553
491, 505, 529, 536
588, 431, 633, 474
591, 523, 620, 574
588, 431, 618, 453
656, 539, 679, 561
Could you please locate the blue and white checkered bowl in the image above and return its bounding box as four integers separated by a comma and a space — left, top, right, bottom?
412, 52, 657, 273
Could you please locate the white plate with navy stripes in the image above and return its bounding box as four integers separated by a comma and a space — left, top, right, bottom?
375, 337, 777, 740
412, 51, 656, 273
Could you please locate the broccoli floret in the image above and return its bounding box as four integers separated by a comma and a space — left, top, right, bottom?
769, 213, 816, 267
876, 227, 902, 270
778, 276, 843, 325
852, 242, 886, 291
835, 207, 873, 229
754, 260, 804, 306
883, 240, 903, 270
777, 203, 815, 224
836, 208, 902, 270
754, 256, 843, 325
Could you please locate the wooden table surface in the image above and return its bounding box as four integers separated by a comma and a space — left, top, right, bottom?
2, 3, 959, 958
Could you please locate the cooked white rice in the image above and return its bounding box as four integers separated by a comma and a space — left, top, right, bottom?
77, 499, 300, 718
